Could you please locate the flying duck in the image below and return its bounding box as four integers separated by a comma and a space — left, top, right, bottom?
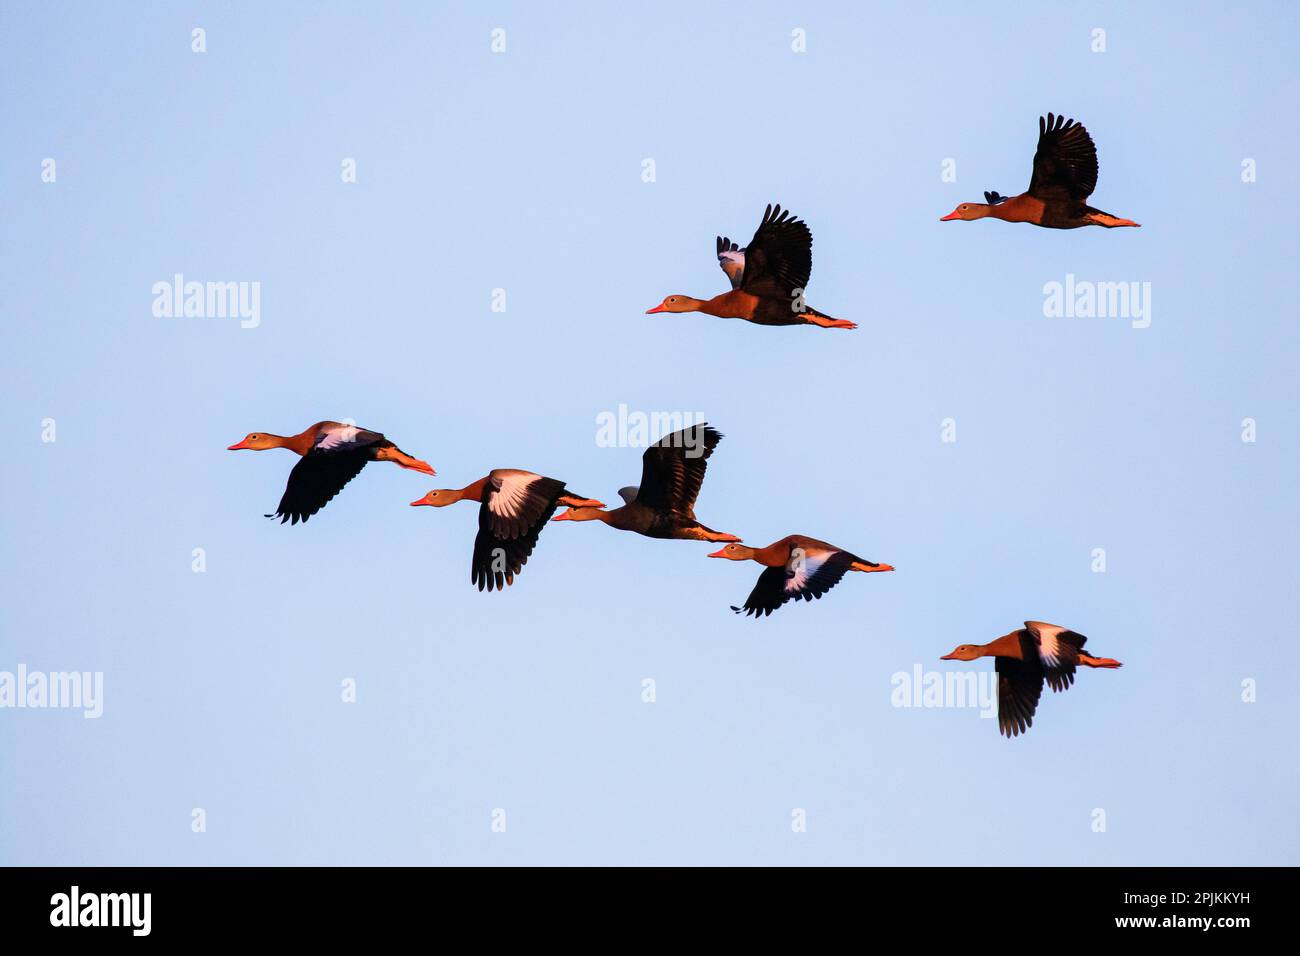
552, 424, 741, 542
940, 114, 1140, 229
940, 621, 1123, 737
228, 420, 434, 524
646, 204, 857, 329
709, 536, 893, 617
411, 470, 602, 591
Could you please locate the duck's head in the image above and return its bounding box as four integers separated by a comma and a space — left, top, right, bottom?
410, 489, 461, 508
227, 432, 281, 451
708, 543, 756, 561
551, 505, 605, 522
940, 203, 992, 222
940, 644, 985, 661
646, 295, 701, 315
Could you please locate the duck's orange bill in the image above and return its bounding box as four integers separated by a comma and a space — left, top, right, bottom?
410, 497, 430, 507
645, 304, 666, 314
939, 651, 957, 660
939, 211, 961, 221
227, 439, 251, 450
707, 547, 729, 558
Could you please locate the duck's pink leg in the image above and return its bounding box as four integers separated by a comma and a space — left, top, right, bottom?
697, 530, 742, 543
1088, 213, 1141, 228
801, 313, 858, 330
1079, 653, 1122, 668
558, 495, 604, 508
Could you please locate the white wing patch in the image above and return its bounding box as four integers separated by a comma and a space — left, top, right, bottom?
718, 249, 745, 289
1026, 621, 1069, 668
315, 423, 363, 450
783, 547, 826, 593
488, 471, 539, 519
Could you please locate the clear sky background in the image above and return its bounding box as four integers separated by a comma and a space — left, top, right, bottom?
2, 2, 1296, 865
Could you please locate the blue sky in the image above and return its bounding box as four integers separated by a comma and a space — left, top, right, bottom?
1, 1, 1296, 865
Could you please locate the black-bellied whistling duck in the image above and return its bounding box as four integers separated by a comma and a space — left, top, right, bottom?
552, 424, 741, 542
646, 204, 857, 330
709, 536, 893, 617
228, 421, 434, 525
410, 470, 603, 592
940, 114, 1140, 229
940, 621, 1123, 738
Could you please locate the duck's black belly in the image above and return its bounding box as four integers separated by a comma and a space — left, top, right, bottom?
751, 299, 809, 326
646, 513, 704, 540
1036, 200, 1091, 229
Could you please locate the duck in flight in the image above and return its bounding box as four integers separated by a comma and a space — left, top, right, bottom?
940, 621, 1123, 737
646, 204, 857, 329
940, 114, 1139, 229
552, 424, 741, 542
228, 420, 434, 525
709, 536, 893, 617
410, 471, 602, 592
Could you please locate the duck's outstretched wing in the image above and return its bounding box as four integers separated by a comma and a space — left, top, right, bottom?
1025, 621, 1087, 692
268, 425, 383, 525
472, 470, 567, 592
731, 541, 855, 618
740, 204, 812, 298
995, 653, 1045, 738
635, 424, 722, 518
1028, 113, 1098, 202
731, 565, 788, 618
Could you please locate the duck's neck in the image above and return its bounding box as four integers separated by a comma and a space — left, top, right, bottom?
984, 633, 1023, 658
598, 505, 631, 528
274, 431, 315, 456
698, 292, 747, 318
751, 542, 791, 567
457, 477, 490, 503
984, 195, 1039, 224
